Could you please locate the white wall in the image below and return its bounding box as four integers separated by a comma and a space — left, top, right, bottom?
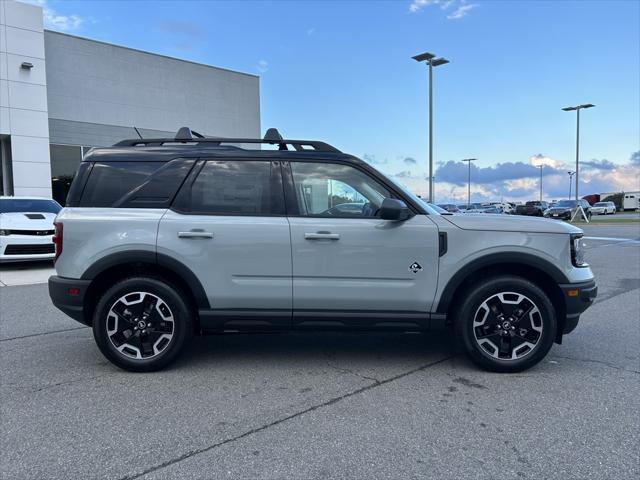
0, 0, 51, 197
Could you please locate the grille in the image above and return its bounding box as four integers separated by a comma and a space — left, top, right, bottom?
7, 230, 54, 236
4, 244, 55, 255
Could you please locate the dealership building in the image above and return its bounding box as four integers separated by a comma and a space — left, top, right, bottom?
1, 0, 260, 204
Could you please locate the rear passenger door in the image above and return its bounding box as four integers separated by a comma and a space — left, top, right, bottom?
157, 159, 292, 329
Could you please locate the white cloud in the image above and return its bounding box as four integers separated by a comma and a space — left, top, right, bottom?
409, 0, 477, 20
22, 0, 84, 31
529, 153, 564, 169
409, 0, 439, 13
446, 3, 477, 20
257, 60, 269, 73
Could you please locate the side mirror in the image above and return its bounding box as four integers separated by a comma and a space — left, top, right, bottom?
379, 198, 411, 221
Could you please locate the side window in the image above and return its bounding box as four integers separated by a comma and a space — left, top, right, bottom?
290, 162, 391, 218
80, 162, 161, 207
175, 160, 283, 215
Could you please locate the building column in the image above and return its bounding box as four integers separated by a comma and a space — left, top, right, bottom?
0, 0, 52, 198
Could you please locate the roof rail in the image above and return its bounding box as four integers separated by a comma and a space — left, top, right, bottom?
113, 127, 341, 153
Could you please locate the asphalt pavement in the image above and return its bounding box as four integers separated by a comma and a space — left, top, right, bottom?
0, 222, 638, 479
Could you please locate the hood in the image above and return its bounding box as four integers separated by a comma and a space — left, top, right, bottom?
0, 212, 57, 230
443, 213, 582, 234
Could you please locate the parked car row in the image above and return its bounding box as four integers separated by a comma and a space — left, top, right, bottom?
436, 198, 619, 220
436, 202, 514, 214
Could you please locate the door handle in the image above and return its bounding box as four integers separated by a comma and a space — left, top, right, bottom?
305, 232, 340, 240
178, 230, 214, 239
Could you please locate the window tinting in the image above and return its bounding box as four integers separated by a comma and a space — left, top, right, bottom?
80, 162, 162, 207
179, 161, 278, 215
116, 159, 195, 208
290, 162, 390, 217
0, 198, 62, 214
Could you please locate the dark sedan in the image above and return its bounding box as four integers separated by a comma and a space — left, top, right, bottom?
544, 199, 592, 220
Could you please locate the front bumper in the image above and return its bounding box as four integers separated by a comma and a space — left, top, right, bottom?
559, 279, 598, 334
48, 275, 92, 326
0, 235, 55, 262
545, 210, 572, 220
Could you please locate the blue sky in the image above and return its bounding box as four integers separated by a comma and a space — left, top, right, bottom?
33, 0, 640, 201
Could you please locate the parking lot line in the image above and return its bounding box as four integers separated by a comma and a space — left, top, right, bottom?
584, 236, 640, 243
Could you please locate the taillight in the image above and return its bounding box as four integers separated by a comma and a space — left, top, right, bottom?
53, 222, 63, 261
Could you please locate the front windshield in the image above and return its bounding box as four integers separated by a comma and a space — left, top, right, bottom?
382, 175, 442, 215
427, 203, 449, 214
594, 202, 606, 207
556, 200, 577, 207
0, 198, 62, 214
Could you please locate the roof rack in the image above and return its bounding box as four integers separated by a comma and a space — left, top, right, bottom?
114, 127, 341, 153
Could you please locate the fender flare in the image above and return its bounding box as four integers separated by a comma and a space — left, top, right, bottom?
435, 252, 570, 314
81, 250, 209, 308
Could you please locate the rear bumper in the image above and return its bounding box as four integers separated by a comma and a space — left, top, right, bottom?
559, 279, 597, 334
48, 275, 92, 326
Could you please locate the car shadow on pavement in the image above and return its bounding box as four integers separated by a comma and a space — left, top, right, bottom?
173, 330, 460, 370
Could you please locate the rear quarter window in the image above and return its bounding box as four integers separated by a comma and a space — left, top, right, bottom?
78, 159, 194, 208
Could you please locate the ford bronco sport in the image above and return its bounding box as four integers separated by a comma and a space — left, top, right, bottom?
48, 128, 597, 372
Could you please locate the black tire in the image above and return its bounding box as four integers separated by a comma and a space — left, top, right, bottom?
454, 275, 557, 372
92, 277, 192, 372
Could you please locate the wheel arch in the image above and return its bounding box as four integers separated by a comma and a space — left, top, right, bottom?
437, 253, 568, 342
80, 251, 209, 330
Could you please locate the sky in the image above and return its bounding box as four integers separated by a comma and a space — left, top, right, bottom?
28, 0, 640, 202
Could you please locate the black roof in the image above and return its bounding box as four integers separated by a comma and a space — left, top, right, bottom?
83, 127, 360, 164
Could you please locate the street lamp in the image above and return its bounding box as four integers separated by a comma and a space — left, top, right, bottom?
413, 51, 449, 203
568, 171, 575, 199
461, 158, 476, 207
538, 165, 543, 202
562, 103, 595, 200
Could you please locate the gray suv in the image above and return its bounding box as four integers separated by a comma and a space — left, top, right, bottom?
48, 128, 597, 372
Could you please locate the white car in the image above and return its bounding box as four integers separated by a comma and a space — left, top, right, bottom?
591, 201, 616, 215
487, 202, 513, 214
0, 196, 62, 262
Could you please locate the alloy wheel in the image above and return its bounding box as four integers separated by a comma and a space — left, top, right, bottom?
106, 291, 175, 359
473, 292, 543, 360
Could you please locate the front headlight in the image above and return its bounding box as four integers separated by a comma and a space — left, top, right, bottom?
571, 233, 587, 267
0, 229, 9, 236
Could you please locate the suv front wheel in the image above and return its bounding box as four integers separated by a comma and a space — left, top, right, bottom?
455, 275, 557, 372
92, 277, 192, 372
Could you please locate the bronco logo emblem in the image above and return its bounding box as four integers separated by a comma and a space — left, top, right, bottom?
409, 262, 422, 273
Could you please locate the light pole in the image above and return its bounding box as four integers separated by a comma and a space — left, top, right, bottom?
538, 165, 543, 202
413, 51, 449, 203
562, 103, 595, 200
461, 158, 476, 207
568, 171, 575, 199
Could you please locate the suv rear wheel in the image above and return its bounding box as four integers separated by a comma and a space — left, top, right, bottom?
92, 277, 192, 372
455, 275, 557, 372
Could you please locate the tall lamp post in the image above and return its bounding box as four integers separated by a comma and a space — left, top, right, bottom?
562, 103, 595, 200
413, 51, 449, 203
461, 158, 476, 207
538, 165, 543, 202
568, 171, 575, 199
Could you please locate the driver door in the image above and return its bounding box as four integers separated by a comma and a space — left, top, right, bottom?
283, 161, 440, 328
